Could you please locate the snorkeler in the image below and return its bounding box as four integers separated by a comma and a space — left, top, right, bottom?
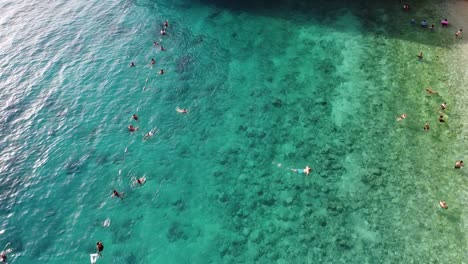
291, 166, 312, 175
176, 107, 188, 114
455, 160, 464, 169
396, 113, 407, 121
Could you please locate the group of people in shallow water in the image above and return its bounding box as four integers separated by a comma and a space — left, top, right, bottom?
404, 4, 463, 38
93, 19, 192, 259
398, 6, 464, 210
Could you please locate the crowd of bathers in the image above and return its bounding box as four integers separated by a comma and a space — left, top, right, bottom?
404, 3, 463, 37
400, 4, 464, 210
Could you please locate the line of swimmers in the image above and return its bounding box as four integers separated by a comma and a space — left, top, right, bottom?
94, 19, 172, 260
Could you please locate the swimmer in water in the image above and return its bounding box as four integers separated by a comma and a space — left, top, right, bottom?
143, 128, 159, 140
421, 20, 428, 28
176, 107, 188, 114
160, 45, 165, 51
455, 160, 464, 169
133, 177, 146, 186
130, 62, 135, 67
151, 58, 156, 65
426, 88, 438, 95
132, 114, 138, 121
441, 18, 449, 27
456, 28, 463, 38
128, 125, 138, 132
291, 166, 312, 175
96, 241, 104, 256
417, 52, 423, 61
402, 4, 409, 11
112, 190, 123, 199
439, 115, 445, 123
439, 201, 448, 209
164, 20, 169, 28
430, 24, 435, 31
1, 251, 7, 263
159, 69, 164, 75
440, 102, 447, 110
160, 28, 166, 36
424, 122, 430, 131
396, 113, 407, 121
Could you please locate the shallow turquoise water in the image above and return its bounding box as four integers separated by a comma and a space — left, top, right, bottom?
1, 0, 468, 263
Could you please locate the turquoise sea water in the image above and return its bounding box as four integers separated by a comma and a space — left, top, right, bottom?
1, 0, 468, 263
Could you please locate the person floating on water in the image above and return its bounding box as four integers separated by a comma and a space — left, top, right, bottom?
176, 107, 188, 114
396, 113, 407, 121
291, 166, 312, 175
439, 201, 448, 209
456, 28, 463, 38
417, 52, 423, 61
132, 114, 138, 121
455, 160, 464, 169
130, 62, 135, 67
440, 102, 447, 110
96, 241, 104, 256
128, 125, 138, 132
424, 122, 430, 131
159, 69, 164, 75
426, 88, 438, 95
112, 190, 124, 199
